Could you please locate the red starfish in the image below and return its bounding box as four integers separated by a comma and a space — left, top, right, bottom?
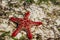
9, 11, 42, 40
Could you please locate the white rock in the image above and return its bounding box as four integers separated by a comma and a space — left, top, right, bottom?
9, 15, 13, 17
14, 14, 19, 17
21, 31, 26, 35
34, 0, 38, 3
1, 1, 7, 7
32, 39, 36, 40
14, 8, 20, 11
40, 4, 48, 8
49, 30, 54, 38
6, 26, 13, 32
0, 23, 8, 29
31, 26, 35, 32
15, 33, 22, 39
18, 15, 23, 18
56, 19, 60, 25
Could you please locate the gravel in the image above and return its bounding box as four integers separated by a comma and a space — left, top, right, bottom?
0, 0, 60, 40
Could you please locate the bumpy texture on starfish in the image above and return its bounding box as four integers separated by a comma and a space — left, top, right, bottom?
9, 11, 42, 40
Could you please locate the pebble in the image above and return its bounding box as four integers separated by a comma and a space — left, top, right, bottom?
56, 19, 60, 25
0, 23, 8, 29
15, 33, 22, 39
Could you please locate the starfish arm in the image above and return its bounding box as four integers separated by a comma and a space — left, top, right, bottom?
24, 11, 30, 19
32, 21, 42, 26
26, 27, 33, 39
11, 25, 22, 37
9, 17, 22, 23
